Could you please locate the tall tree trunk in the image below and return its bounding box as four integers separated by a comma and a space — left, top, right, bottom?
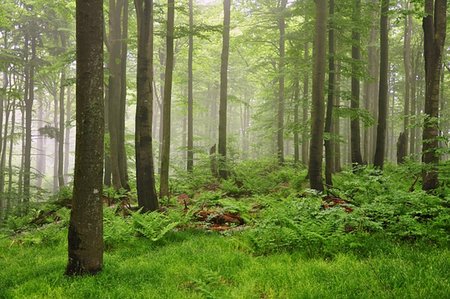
293, 79, 300, 164
24, 33, 36, 201
66, 0, 104, 275
108, 0, 125, 190
187, 0, 194, 172
218, 0, 231, 180
118, 0, 129, 190
277, 0, 287, 164
302, 42, 309, 166
134, 0, 159, 212
64, 86, 72, 181
350, 0, 363, 166
422, 0, 447, 191
374, 0, 389, 169
309, 0, 327, 192
401, 0, 412, 162
53, 91, 59, 193
58, 33, 67, 188
325, 0, 335, 186
160, 0, 175, 198
334, 61, 341, 171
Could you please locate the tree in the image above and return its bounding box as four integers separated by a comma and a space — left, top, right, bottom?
160, 0, 175, 199
309, 0, 327, 192
422, 0, 447, 191
134, 0, 159, 211
325, 0, 335, 186
187, 0, 194, 172
374, 0, 389, 169
350, 0, 363, 166
107, 0, 128, 191
277, 0, 287, 164
66, 0, 104, 275
218, 0, 231, 180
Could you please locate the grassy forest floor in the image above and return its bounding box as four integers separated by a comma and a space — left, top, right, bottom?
1, 160, 449, 298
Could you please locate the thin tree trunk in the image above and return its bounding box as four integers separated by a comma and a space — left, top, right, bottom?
302, 42, 309, 166
218, 0, 231, 180
325, 0, 335, 186
64, 86, 72, 181
351, 0, 363, 166
293, 79, 300, 164
277, 0, 287, 164
187, 0, 194, 172
160, 0, 175, 198
334, 61, 341, 171
374, 0, 389, 169
24, 33, 36, 201
401, 0, 412, 162
58, 33, 67, 188
118, 0, 129, 190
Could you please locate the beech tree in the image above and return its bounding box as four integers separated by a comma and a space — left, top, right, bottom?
134, 0, 159, 211
66, 0, 104, 276
218, 0, 231, 180
422, 0, 447, 191
160, 0, 175, 199
309, 0, 327, 192
374, 0, 389, 169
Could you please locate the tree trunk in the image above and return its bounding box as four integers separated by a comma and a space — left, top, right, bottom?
308, 0, 327, 192
277, 0, 287, 164
160, 0, 175, 198
422, 0, 447, 191
187, 0, 194, 172
64, 86, 72, 182
325, 0, 335, 186
334, 61, 341, 171
218, 0, 231, 180
66, 0, 104, 275
374, 0, 389, 169
118, 0, 129, 190
293, 79, 300, 164
58, 32, 67, 188
302, 42, 309, 166
350, 0, 363, 166
134, 0, 159, 212
402, 0, 412, 161
108, 0, 125, 191
23, 33, 36, 201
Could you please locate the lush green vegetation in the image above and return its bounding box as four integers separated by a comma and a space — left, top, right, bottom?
1, 160, 449, 298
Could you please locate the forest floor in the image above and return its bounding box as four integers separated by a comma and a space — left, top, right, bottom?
1, 160, 449, 298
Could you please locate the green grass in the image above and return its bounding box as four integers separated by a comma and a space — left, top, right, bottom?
1, 229, 449, 299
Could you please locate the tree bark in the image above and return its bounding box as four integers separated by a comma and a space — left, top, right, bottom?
374, 0, 389, 169
134, 0, 159, 211
277, 0, 287, 164
401, 0, 412, 161
160, 0, 175, 198
350, 0, 363, 166
187, 0, 194, 172
66, 0, 104, 275
422, 0, 447, 191
302, 42, 309, 166
325, 0, 335, 186
218, 0, 231, 180
308, 0, 327, 192
108, 0, 125, 190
